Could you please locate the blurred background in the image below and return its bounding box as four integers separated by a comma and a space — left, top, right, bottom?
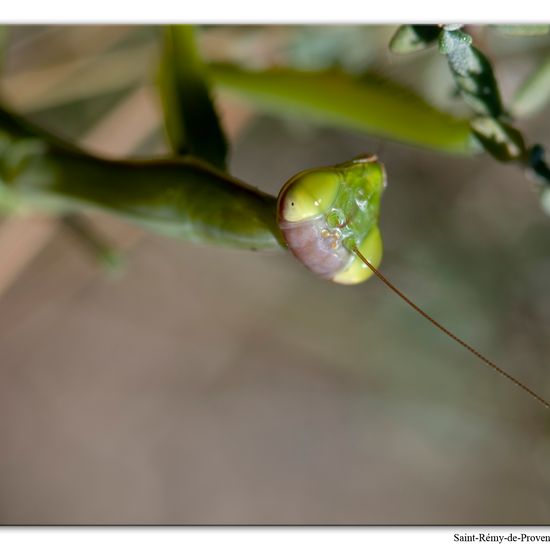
0, 25, 550, 524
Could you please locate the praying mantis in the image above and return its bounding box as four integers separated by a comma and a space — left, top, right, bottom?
0, 105, 548, 410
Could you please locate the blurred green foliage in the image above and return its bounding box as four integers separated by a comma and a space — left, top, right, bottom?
1, 24, 550, 247
158, 26, 228, 168
209, 63, 475, 154
391, 24, 550, 206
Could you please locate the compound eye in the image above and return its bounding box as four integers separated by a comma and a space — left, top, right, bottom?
278, 171, 340, 223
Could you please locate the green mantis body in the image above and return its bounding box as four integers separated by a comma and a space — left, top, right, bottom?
0, 106, 548, 409
0, 107, 385, 282
0, 108, 281, 251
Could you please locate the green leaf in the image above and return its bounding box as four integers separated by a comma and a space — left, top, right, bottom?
512, 56, 550, 118
439, 29, 504, 118
495, 25, 550, 36
158, 25, 228, 169
208, 63, 475, 155
389, 25, 441, 54
470, 117, 526, 162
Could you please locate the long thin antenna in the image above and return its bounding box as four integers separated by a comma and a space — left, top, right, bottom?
352, 246, 550, 410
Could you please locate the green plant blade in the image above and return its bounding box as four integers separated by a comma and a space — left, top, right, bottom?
208, 63, 476, 155
512, 56, 550, 118
470, 116, 526, 162
439, 29, 504, 119
158, 25, 228, 169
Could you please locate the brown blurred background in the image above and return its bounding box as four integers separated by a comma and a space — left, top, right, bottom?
0, 25, 550, 524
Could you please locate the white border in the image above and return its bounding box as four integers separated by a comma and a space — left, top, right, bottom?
1, 0, 550, 23
2, 527, 550, 550
1, 5, 550, 548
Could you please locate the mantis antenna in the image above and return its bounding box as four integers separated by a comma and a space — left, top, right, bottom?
352, 246, 550, 410
277, 155, 550, 410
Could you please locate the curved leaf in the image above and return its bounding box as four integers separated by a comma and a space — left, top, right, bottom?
209, 63, 475, 155
470, 117, 526, 162
439, 29, 504, 119
158, 25, 228, 168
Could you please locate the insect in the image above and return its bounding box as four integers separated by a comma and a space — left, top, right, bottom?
277, 154, 550, 409
277, 154, 384, 285
1, 104, 548, 410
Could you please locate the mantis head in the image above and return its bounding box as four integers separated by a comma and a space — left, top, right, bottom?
277, 154, 386, 285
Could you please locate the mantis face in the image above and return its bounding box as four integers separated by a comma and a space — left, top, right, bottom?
277, 155, 386, 285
